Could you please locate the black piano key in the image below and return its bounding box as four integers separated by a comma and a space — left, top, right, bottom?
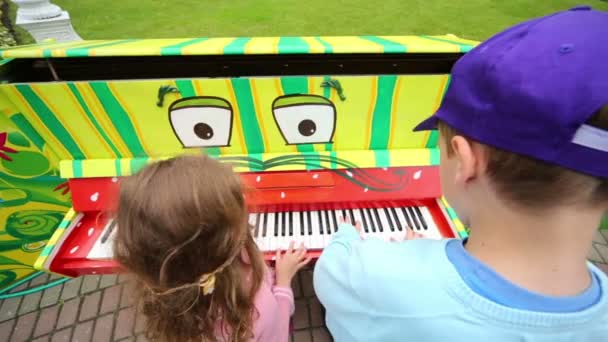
372, 209, 384, 232
318, 211, 324, 235
348, 209, 355, 225
389, 207, 403, 231
360, 209, 370, 233
254, 214, 261, 237
401, 207, 414, 229
324, 210, 332, 234
331, 211, 339, 231
407, 207, 421, 230
298, 212, 304, 236
262, 213, 268, 237
307, 211, 312, 235
288, 211, 293, 236
414, 207, 428, 230
341, 209, 347, 222
100, 220, 116, 244
365, 208, 376, 233
282, 211, 287, 237
383, 208, 395, 232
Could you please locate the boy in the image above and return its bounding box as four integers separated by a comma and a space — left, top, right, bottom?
313, 6, 608, 342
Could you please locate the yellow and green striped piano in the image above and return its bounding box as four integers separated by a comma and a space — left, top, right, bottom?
0, 34, 498, 283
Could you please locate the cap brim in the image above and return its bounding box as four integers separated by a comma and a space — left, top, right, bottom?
412, 115, 439, 132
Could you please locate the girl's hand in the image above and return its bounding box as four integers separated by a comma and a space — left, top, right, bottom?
275, 242, 311, 287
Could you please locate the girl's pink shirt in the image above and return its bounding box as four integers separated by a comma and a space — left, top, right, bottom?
242, 250, 294, 342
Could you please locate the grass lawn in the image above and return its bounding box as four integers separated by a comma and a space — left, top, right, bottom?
26, 0, 604, 43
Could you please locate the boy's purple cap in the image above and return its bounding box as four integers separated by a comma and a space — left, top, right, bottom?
414, 6, 608, 178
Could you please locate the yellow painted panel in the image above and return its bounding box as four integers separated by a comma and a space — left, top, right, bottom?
106, 81, 179, 157
31, 84, 109, 158
331, 77, 376, 151
76, 83, 133, 158
301, 37, 327, 53
245, 37, 280, 54
390, 75, 448, 149
249, 78, 296, 154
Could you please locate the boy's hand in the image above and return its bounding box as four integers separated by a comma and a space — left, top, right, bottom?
390, 228, 425, 242
339, 216, 364, 238
275, 241, 311, 287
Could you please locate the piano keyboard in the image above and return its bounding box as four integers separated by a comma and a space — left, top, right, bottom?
249, 206, 440, 252
87, 206, 439, 260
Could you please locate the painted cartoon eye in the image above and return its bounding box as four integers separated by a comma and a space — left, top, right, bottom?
169, 97, 233, 147
272, 95, 336, 145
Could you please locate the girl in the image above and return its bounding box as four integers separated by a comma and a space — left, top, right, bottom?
113, 155, 310, 342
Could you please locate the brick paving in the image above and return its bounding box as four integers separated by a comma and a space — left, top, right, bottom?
1, 230, 607, 342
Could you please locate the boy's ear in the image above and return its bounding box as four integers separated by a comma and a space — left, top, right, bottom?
450, 136, 483, 184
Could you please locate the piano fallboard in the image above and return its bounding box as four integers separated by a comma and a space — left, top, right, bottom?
68, 166, 441, 213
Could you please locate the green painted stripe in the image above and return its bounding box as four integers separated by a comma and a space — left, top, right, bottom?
15, 85, 84, 159
230, 79, 264, 154
369, 76, 398, 150
361, 36, 407, 53
430, 148, 440, 165
90, 82, 146, 157
73, 159, 83, 178
174, 80, 196, 97
174, 80, 221, 155
445, 206, 457, 219
10, 113, 45, 151
114, 159, 122, 176
426, 130, 439, 148
315, 37, 333, 53
58, 219, 70, 229
278, 37, 309, 54
65, 39, 138, 57
68, 83, 122, 157
419, 35, 473, 52
279, 77, 316, 158
330, 151, 337, 169
40, 247, 51, 257
130, 157, 149, 175
322, 76, 333, 152
40, 40, 105, 58
373, 150, 390, 168
161, 38, 208, 56
223, 38, 252, 55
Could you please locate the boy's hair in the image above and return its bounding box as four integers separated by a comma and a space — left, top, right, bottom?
438, 105, 608, 209
114, 155, 265, 342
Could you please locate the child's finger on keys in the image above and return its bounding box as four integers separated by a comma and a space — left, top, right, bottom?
287, 241, 295, 254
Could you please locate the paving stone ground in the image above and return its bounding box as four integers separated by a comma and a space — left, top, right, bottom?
2, 230, 608, 342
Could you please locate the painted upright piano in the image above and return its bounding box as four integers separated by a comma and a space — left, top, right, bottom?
0, 35, 480, 280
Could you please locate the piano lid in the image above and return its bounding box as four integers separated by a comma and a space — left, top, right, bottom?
0, 35, 478, 59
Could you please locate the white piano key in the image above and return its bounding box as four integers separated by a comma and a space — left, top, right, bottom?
320, 210, 331, 247
267, 213, 276, 251
88, 219, 116, 260
310, 211, 323, 249
377, 209, 392, 233
394, 207, 408, 230
419, 206, 441, 239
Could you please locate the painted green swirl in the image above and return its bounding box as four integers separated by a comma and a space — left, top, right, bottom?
5, 210, 63, 241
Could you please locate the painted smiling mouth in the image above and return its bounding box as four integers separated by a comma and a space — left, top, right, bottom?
218, 154, 409, 192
